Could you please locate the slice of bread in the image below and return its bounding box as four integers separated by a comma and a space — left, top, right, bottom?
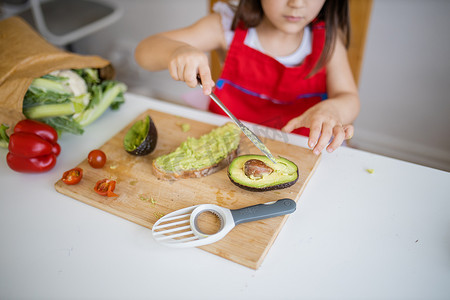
152, 123, 241, 180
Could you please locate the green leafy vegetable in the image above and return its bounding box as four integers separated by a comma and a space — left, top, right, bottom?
0, 124, 10, 148
40, 116, 84, 135
22, 68, 126, 135
74, 80, 126, 127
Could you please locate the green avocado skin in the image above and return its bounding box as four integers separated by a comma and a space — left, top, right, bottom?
227, 155, 299, 192
228, 173, 299, 192
124, 115, 157, 156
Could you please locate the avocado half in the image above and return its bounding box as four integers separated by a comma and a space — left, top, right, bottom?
228, 155, 299, 191
123, 115, 157, 156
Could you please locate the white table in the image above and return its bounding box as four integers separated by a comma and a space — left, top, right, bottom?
1, 93, 449, 300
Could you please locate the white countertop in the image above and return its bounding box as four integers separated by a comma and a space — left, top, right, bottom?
1, 93, 449, 300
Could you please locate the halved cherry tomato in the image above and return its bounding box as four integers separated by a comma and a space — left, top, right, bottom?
61, 167, 83, 185
94, 178, 118, 197
88, 149, 107, 168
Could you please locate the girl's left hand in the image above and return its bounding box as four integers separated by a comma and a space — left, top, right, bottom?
281, 103, 354, 155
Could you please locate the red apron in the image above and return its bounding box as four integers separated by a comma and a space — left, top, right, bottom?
209, 21, 327, 136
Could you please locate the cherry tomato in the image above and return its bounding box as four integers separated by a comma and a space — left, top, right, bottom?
94, 178, 118, 197
88, 149, 106, 168
61, 167, 83, 185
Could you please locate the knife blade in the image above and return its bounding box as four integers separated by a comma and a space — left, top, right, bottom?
197, 76, 276, 164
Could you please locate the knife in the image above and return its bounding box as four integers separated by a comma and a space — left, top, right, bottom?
197, 76, 276, 164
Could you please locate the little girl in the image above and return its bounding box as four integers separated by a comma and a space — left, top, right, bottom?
135, 0, 360, 155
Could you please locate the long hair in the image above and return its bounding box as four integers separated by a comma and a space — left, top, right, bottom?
230, 0, 350, 76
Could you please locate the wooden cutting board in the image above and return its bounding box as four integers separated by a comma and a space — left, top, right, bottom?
55, 109, 321, 269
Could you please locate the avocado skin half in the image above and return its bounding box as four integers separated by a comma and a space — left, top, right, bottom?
227, 155, 299, 192
124, 115, 158, 156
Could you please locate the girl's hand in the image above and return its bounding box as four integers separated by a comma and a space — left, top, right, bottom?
168, 45, 215, 95
281, 103, 354, 155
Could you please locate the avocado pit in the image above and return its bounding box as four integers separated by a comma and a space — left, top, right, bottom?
244, 159, 273, 179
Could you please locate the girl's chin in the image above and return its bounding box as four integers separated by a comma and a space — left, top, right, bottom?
278, 24, 305, 35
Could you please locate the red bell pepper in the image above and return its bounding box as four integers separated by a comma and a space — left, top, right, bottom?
8, 132, 54, 157
14, 119, 58, 144
5, 119, 61, 173
6, 153, 56, 173
52, 142, 61, 156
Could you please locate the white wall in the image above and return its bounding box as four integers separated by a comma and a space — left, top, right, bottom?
352, 0, 450, 172
73, 0, 450, 172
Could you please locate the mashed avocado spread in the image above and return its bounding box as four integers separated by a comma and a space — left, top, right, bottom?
154, 123, 240, 172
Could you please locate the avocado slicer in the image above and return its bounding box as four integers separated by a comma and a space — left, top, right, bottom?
151, 198, 296, 248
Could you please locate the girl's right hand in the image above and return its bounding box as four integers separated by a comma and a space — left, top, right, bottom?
168, 45, 215, 95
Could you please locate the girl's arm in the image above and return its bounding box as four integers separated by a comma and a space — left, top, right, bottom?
134, 13, 226, 95
282, 37, 360, 155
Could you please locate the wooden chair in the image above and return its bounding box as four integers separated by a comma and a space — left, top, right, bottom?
208, 0, 373, 86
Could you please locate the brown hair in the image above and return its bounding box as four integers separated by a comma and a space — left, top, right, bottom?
230, 0, 350, 75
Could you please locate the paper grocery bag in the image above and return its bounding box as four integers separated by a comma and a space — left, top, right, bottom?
0, 16, 114, 131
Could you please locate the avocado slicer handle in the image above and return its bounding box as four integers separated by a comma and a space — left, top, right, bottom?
230, 198, 296, 226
